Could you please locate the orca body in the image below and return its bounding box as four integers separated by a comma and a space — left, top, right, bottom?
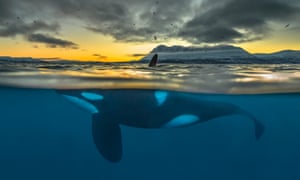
57, 89, 264, 162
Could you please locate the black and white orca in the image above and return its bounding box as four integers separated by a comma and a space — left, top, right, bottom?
56, 89, 264, 162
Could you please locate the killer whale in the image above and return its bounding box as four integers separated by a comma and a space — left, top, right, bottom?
56, 89, 264, 162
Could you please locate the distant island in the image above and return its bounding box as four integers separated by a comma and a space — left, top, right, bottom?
141, 45, 300, 64
0, 56, 42, 63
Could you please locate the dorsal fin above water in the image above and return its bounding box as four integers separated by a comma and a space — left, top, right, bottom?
148, 54, 158, 67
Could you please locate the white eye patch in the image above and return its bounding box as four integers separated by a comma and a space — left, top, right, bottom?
164, 114, 199, 128
155, 91, 168, 106
81, 92, 104, 101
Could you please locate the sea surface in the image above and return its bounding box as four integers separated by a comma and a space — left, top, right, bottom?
1, 61, 300, 179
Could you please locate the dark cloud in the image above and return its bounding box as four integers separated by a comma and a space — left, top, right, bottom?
0, 0, 300, 46
0, 20, 59, 37
92, 53, 107, 59
71, 0, 300, 44
179, 0, 300, 43
81, 0, 193, 42
130, 53, 148, 57
27, 33, 78, 49
0, 0, 14, 22
0, 0, 67, 48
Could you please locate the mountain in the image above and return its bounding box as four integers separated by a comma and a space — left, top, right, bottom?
142, 45, 255, 61
1, 46, 300, 64
254, 50, 300, 60
0, 56, 44, 63
141, 45, 300, 64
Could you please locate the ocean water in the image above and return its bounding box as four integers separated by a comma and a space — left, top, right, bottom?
1, 61, 300, 179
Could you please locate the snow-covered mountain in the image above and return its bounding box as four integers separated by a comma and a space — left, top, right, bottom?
142, 45, 255, 62
141, 45, 300, 64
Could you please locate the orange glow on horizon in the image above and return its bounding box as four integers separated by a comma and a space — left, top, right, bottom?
1, 28, 299, 62
0, 36, 155, 62
240, 40, 300, 54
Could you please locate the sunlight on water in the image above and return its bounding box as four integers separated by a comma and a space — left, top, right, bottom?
1, 61, 300, 93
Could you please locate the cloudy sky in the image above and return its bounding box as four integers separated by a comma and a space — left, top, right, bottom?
0, 0, 299, 61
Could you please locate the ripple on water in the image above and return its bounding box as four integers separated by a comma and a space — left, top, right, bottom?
0, 61, 300, 94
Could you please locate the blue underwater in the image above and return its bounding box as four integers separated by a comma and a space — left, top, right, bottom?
1, 87, 300, 179
1, 63, 300, 179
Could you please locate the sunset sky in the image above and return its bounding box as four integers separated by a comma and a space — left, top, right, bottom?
0, 0, 299, 62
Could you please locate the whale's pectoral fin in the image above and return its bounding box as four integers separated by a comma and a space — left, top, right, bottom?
92, 114, 122, 162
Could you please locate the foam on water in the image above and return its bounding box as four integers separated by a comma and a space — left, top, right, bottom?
1, 61, 300, 93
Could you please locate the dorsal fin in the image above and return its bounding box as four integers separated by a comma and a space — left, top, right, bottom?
148, 54, 158, 67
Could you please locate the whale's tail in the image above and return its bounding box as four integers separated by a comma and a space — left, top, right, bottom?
148, 54, 158, 67
237, 109, 265, 140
